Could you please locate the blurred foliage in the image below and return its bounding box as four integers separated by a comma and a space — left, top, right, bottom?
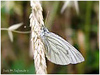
1, 1, 99, 74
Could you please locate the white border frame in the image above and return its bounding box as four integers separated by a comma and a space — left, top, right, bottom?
0, 0, 99, 75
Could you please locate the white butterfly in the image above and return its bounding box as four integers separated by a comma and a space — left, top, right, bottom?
40, 26, 84, 65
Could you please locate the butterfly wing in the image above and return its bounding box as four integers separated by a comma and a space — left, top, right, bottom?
41, 32, 84, 65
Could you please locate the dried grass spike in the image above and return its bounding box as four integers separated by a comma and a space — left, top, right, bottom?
30, 1, 47, 74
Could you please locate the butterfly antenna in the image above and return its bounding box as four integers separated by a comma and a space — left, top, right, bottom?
44, 11, 50, 25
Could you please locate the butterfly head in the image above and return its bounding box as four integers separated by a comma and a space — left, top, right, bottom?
43, 27, 49, 33
41, 26, 49, 37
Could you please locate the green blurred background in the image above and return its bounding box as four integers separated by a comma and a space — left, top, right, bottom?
1, 1, 99, 74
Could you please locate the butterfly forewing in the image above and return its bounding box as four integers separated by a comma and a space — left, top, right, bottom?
41, 27, 84, 65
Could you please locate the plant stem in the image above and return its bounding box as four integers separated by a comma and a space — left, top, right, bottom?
85, 1, 92, 52
1, 28, 30, 34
